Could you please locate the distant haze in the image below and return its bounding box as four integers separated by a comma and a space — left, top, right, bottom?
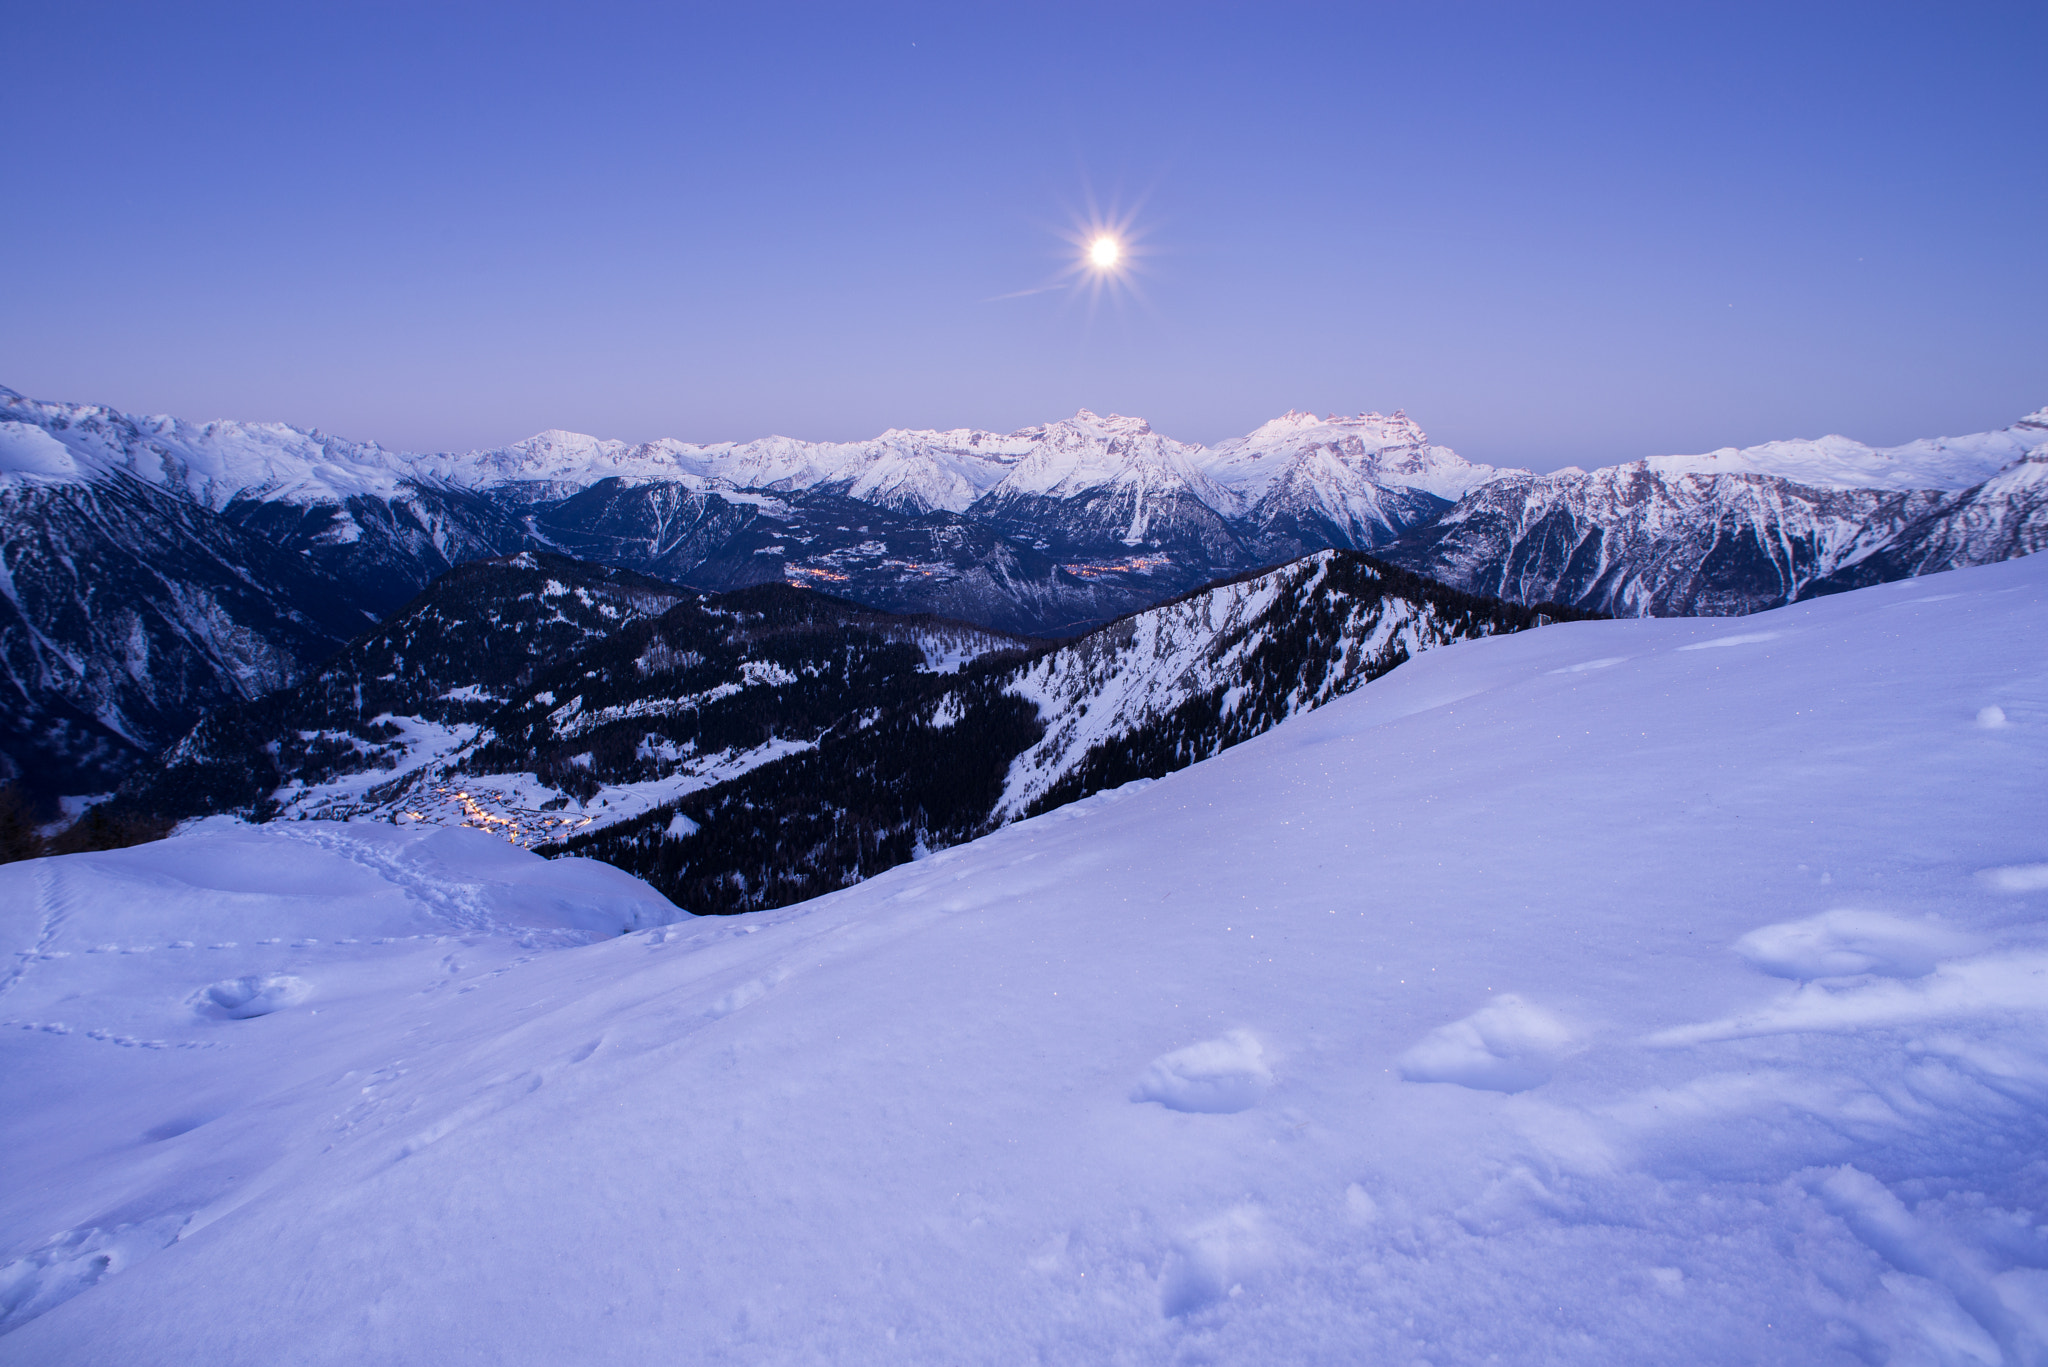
2, 3, 2042, 471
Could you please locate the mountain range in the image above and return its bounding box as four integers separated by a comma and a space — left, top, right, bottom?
3, 383, 2043, 797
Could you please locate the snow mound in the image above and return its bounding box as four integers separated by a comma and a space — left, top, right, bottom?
1158, 1205, 1279, 1317
196, 974, 310, 1019
1396, 995, 1578, 1093
1733, 910, 1981, 980
1981, 863, 2048, 892
1132, 1029, 1272, 1113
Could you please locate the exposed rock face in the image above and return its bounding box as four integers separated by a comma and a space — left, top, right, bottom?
1381, 468, 1945, 616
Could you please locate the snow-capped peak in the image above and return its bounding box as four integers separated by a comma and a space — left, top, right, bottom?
0, 389, 441, 507
1638, 409, 2048, 492
982, 409, 1215, 502
1202, 409, 1509, 504
9, 382, 2042, 524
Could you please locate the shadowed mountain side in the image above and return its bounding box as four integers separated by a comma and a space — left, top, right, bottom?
567, 552, 1597, 914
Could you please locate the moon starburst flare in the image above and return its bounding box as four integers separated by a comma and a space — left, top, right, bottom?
980, 196, 1150, 308
1056, 201, 1148, 311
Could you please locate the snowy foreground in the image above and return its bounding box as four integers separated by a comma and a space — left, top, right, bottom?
5, 559, 2047, 1365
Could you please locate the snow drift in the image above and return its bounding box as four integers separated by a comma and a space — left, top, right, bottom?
2, 552, 2046, 1364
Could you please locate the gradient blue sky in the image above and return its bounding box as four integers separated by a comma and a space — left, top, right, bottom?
4, 2, 2043, 469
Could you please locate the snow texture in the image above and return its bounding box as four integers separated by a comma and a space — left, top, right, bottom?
3, 553, 2047, 1365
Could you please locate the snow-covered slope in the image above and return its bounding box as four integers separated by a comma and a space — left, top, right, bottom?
6, 555, 2044, 1364
0, 386, 427, 508
1640, 407, 2048, 491
993, 552, 1540, 820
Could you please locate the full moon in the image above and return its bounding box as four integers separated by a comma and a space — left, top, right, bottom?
1089, 235, 1121, 269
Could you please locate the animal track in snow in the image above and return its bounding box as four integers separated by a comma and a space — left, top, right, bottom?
1132, 1029, 1271, 1113
0, 1214, 192, 1334
1397, 996, 1576, 1093
5, 1020, 220, 1049
1733, 909, 1980, 980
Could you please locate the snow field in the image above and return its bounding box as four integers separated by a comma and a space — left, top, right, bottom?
1, 554, 2044, 1363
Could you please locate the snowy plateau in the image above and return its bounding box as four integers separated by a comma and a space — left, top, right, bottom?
3, 551, 2046, 1364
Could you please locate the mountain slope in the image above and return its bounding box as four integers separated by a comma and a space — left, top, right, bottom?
120, 549, 1582, 915
523, 483, 1143, 637
1636, 406, 2048, 490
569, 552, 1590, 914
1384, 409, 2048, 617
1383, 467, 1947, 616
1804, 451, 2048, 597
0, 476, 383, 798
117, 558, 1035, 850
121, 553, 694, 822
3, 554, 2043, 1365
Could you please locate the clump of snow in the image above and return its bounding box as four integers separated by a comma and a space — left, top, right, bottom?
1733, 909, 1980, 980
1396, 995, 1578, 1093
196, 973, 310, 1019
1158, 1205, 1278, 1318
1131, 1029, 1272, 1113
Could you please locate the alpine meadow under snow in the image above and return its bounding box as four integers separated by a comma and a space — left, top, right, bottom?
4, 552, 2045, 1364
